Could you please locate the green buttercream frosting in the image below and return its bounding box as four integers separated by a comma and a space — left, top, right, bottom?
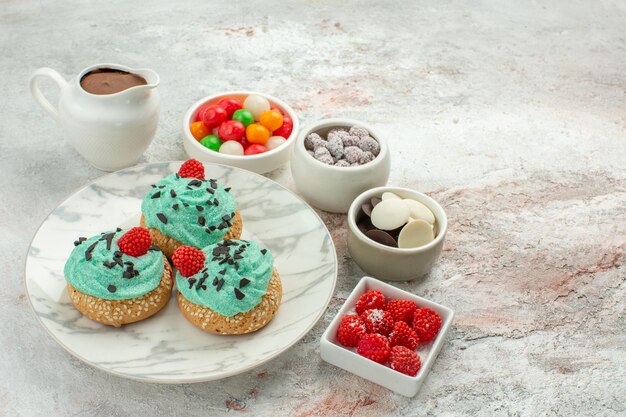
141, 174, 238, 248
64, 230, 164, 300
176, 240, 274, 316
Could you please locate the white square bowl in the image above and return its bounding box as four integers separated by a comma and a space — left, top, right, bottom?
320, 276, 455, 397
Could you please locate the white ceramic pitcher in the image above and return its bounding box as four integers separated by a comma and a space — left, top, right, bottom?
30, 63, 160, 171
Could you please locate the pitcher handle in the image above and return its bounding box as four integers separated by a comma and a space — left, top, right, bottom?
30, 68, 68, 122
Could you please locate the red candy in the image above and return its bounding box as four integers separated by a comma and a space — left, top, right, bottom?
239, 137, 252, 149
244, 144, 268, 155
195, 104, 211, 122
200, 105, 227, 129
217, 97, 242, 118
217, 120, 245, 141
272, 114, 293, 138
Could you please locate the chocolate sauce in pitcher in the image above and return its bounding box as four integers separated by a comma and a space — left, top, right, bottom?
80, 68, 147, 95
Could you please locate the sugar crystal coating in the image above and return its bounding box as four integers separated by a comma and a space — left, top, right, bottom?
358, 136, 380, 156
359, 151, 375, 164
342, 135, 360, 147
304, 133, 323, 151
304, 125, 379, 168
349, 126, 370, 137
327, 134, 344, 159
344, 146, 363, 164
314, 146, 334, 165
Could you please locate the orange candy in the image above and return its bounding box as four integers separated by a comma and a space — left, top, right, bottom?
189, 121, 211, 141
246, 123, 270, 144
259, 110, 284, 132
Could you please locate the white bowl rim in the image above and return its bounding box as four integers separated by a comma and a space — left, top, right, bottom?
182, 90, 299, 161
296, 118, 389, 172
348, 186, 448, 253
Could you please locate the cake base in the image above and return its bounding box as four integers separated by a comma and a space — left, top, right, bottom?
178, 268, 282, 334
67, 256, 173, 327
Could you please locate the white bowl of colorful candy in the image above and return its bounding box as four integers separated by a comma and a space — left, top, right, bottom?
183, 91, 299, 174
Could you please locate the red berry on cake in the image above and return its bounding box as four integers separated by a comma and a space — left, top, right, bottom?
117, 227, 152, 257
389, 345, 421, 376
355, 289, 386, 315
357, 333, 391, 364
172, 246, 206, 277
389, 321, 420, 350
178, 159, 205, 179
360, 308, 394, 336
386, 299, 417, 325
412, 308, 442, 342
336, 314, 367, 347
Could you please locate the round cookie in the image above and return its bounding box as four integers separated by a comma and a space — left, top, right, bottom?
64, 228, 173, 327
67, 259, 172, 327
140, 210, 242, 259
173, 240, 282, 335
177, 270, 281, 334
140, 159, 242, 258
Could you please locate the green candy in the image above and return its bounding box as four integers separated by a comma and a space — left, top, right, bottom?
200, 134, 222, 152
232, 109, 254, 127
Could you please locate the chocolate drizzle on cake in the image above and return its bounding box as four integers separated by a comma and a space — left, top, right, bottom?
74, 237, 87, 246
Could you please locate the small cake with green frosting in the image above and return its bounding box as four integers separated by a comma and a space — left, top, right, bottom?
172, 240, 282, 334
64, 227, 173, 327
140, 159, 243, 259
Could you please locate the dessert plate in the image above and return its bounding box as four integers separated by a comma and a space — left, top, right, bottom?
25, 162, 337, 383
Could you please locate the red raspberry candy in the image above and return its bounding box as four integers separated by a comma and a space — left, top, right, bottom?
389, 346, 421, 376
117, 227, 152, 257
386, 299, 417, 325
336, 314, 367, 347
412, 308, 442, 342
172, 246, 206, 277
355, 290, 386, 315
360, 308, 394, 336
389, 321, 420, 350
178, 159, 205, 179
357, 333, 391, 364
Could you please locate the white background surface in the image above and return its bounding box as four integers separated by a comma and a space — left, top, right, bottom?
1, 1, 625, 415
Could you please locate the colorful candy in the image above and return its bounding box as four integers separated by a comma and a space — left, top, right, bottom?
244, 144, 268, 155
232, 109, 254, 127
217, 120, 245, 141
245, 123, 270, 144
200, 105, 227, 129
265, 136, 286, 150
272, 114, 293, 138
189, 121, 211, 141
217, 97, 242, 118
219, 140, 244, 156
200, 135, 222, 151
243, 94, 270, 120
259, 110, 283, 131
189, 94, 293, 157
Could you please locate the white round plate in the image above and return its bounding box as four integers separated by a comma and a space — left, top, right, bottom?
25, 162, 337, 383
